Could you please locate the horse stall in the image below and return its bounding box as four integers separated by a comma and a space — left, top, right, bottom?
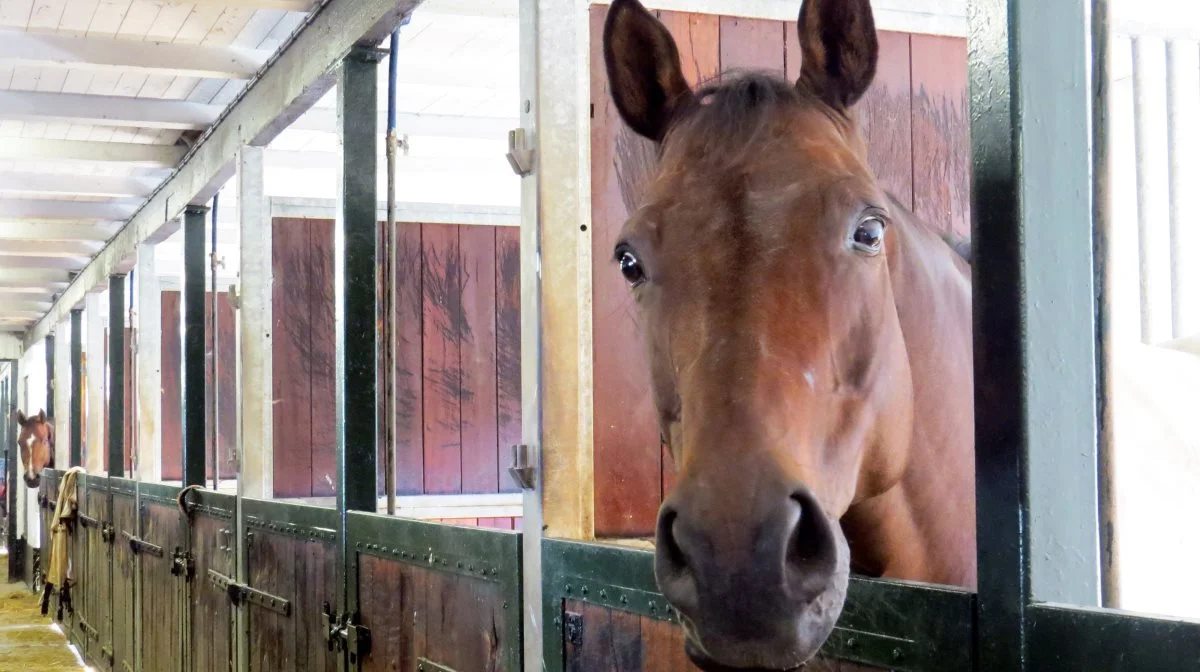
6, 0, 1200, 671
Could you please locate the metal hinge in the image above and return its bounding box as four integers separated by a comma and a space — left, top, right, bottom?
322, 602, 372, 669
208, 570, 290, 616
505, 128, 535, 177
564, 611, 583, 648
170, 548, 194, 580
121, 531, 164, 558
508, 444, 538, 490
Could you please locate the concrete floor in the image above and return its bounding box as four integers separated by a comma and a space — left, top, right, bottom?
0, 551, 86, 671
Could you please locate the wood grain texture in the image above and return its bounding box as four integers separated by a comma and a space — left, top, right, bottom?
84, 488, 112, 665
309, 218, 338, 497
910, 34, 969, 239
111, 493, 137, 672
205, 292, 238, 480
272, 217, 315, 498
358, 553, 415, 672
393, 222, 425, 495
856, 31, 914, 211
459, 226, 499, 493
246, 532, 339, 672
719, 16, 786, 73
422, 223, 464, 494
140, 502, 185, 671
190, 513, 233, 672
494, 226, 522, 493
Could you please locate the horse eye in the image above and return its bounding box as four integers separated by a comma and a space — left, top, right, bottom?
851, 217, 886, 254
618, 249, 646, 286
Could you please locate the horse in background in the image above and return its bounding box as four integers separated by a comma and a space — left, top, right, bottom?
15, 409, 55, 489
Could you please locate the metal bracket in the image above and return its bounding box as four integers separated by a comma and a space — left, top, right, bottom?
78, 514, 100, 529
217, 527, 233, 553
121, 531, 164, 558
508, 444, 538, 490
322, 601, 371, 667
416, 659, 458, 672
208, 570, 290, 616
505, 128, 535, 177
170, 548, 194, 580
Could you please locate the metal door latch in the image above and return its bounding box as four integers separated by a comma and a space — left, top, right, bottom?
508, 444, 538, 490
209, 570, 290, 616
505, 128, 535, 177
170, 548, 194, 580
322, 602, 371, 665
100, 523, 115, 544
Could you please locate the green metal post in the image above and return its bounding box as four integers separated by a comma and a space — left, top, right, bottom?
108, 274, 126, 478
183, 205, 209, 488
44, 334, 54, 420
335, 45, 381, 621
70, 309, 83, 468
969, 0, 1029, 669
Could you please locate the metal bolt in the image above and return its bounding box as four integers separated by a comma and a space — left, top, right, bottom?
619, 595, 628, 605
581, 586, 588, 595
846, 637, 857, 650
502, 602, 509, 610
599, 590, 607, 599
565, 584, 572, 593
892, 648, 904, 661
524, 100, 531, 113
649, 602, 657, 612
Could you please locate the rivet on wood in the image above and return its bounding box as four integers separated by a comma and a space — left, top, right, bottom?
846, 637, 858, 650
892, 648, 904, 661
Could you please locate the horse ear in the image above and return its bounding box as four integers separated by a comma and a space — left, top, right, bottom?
15, 410, 28, 426
795, 0, 878, 110
603, 0, 694, 142
36, 409, 47, 423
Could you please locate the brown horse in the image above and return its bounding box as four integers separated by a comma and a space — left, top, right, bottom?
15, 409, 56, 489
602, 0, 975, 669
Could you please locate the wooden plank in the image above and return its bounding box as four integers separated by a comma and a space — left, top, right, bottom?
641, 616, 696, 672
417, 569, 507, 670
204, 292, 238, 480
459, 226, 499, 494
421, 223, 463, 494
719, 16, 786, 73
910, 34, 969, 239
85, 488, 112, 665
190, 513, 233, 672
358, 554, 409, 672
589, 7, 720, 537
247, 532, 298, 671
856, 31, 914, 211
139, 502, 185, 670
161, 291, 183, 481
308, 218, 337, 496
296, 540, 338, 671
494, 226, 521, 493
393, 221, 425, 494
111, 492, 137, 672
124, 327, 134, 474
271, 217, 315, 498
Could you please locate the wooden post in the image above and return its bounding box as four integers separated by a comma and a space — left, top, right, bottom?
182, 205, 208, 488
135, 245, 163, 483
85, 291, 105, 474
237, 146, 272, 500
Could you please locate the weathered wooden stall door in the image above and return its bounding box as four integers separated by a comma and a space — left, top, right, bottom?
589, 5, 970, 538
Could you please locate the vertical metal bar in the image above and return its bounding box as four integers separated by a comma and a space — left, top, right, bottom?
70, 308, 83, 468
1131, 36, 1168, 344
969, 0, 1029, 669
1092, 0, 1120, 610
183, 205, 209, 488
44, 334, 54, 420
384, 26, 400, 517
109, 274, 126, 478
210, 194, 220, 491
335, 46, 381, 619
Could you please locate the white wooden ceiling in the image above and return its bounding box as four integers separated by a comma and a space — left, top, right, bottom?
0, 0, 520, 337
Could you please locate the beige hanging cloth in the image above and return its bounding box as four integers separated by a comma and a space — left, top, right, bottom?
40, 466, 84, 617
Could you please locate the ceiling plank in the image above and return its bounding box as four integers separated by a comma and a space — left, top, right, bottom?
0, 239, 106, 257
0, 139, 186, 166
0, 222, 116, 242
0, 334, 20, 358
25, 0, 427, 346
175, 0, 318, 10
0, 171, 159, 198
0, 299, 52, 313
0, 255, 89, 271
0, 268, 72, 287
0, 29, 271, 80
0, 199, 139, 222
0, 91, 221, 130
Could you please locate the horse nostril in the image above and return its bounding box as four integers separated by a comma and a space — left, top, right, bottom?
656, 507, 687, 574
785, 491, 839, 600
